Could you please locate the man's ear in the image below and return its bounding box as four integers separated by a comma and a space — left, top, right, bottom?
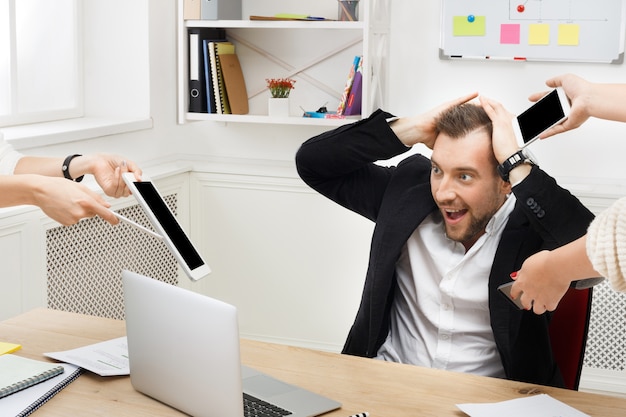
501, 178, 512, 195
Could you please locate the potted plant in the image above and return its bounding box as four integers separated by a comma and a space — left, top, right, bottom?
266, 78, 296, 117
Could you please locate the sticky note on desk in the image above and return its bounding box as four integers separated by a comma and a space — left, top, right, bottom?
0, 342, 22, 355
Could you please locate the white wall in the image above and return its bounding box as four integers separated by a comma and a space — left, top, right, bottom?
388, 2, 626, 184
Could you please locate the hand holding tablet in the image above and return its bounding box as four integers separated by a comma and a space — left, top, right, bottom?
120, 173, 211, 281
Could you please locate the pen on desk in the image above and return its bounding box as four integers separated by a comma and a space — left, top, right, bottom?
348, 413, 369, 417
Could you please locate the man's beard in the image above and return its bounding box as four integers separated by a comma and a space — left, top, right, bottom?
444, 209, 495, 245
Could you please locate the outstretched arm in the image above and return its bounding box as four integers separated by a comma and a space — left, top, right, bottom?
4, 153, 142, 225
14, 153, 142, 198
510, 235, 600, 314
0, 174, 119, 225
530, 73, 626, 139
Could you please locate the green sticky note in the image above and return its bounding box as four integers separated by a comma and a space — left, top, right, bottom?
274, 13, 308, 19
453, 15, 486, 36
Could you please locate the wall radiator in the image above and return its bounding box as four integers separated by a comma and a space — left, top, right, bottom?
585, 282, 626, 372
45, 194, 179, 320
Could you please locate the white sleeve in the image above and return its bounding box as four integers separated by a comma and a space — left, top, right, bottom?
586, 196, 626, 292
0, 132, 24, 174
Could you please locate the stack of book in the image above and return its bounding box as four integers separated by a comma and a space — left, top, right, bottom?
188, 28, 249, 115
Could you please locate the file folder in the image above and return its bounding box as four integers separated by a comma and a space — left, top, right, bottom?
188, 27, 226, 113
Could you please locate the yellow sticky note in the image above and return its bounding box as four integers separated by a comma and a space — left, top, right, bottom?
0, 342, 22, 355
453, 15, 486, 36
558, 24, 579, 46
529, 23, 551, 45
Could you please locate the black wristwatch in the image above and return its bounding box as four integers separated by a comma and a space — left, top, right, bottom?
497, 149, 537, 182
62, 154, 84, 182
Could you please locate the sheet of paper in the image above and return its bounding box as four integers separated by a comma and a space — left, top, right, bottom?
457, 394, 590, 417
45, 336, 129, 376
0, 363, 79, 416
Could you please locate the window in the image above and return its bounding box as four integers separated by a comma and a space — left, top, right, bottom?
0, 0, 81, 128
1, 0, 150, 148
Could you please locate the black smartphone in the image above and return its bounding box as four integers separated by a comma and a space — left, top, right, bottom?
497, 282, 524, 310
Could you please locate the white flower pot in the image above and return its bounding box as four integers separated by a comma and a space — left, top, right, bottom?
268, 98, 290, 117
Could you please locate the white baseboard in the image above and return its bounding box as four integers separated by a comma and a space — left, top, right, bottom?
580, 367, 626, 397
241, 333, 343, 354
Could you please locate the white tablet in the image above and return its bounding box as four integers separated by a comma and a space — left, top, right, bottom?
122, 173, 211, 281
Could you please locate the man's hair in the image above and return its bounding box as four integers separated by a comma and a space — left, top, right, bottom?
435, 103, 493, 139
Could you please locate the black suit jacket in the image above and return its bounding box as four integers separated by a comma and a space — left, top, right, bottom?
295, 109, 594, 387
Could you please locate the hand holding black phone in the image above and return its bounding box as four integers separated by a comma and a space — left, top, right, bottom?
498, 277, 605, 310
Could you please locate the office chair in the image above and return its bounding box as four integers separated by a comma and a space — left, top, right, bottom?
548, 287, 593, 390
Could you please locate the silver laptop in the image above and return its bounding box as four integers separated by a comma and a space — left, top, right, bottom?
122, 270, 341, 417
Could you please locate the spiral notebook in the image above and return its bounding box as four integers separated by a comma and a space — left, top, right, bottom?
0, 364, 82, 417
0, 355, 64, 398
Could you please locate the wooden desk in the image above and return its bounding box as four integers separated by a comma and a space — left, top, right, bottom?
1, 308, 625, 416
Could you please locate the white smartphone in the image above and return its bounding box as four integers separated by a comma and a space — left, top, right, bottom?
122, 173, 211, 281
513, 87, 571, 148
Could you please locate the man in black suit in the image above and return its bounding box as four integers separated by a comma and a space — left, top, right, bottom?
295, 94, 593, 387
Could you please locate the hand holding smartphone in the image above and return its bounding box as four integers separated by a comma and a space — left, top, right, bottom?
497, 282, 525, 309
513, 87, 571, 148
498, 277, 605, 311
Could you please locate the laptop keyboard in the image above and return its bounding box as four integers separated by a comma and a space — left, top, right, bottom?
243, 393, 293, 417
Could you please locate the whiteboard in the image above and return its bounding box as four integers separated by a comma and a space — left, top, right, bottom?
439, 0, 626, 63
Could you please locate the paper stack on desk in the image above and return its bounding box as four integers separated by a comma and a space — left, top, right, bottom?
457, 394, 590, 417
45, 337, 130, 376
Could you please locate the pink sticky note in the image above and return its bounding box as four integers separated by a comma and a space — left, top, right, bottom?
501, 24, 520, 44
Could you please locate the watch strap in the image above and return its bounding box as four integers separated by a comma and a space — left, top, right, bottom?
497, 150, 532, 182
62, 154, 84, 182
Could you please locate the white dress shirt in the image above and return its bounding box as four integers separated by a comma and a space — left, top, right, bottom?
376, 195, 516, 378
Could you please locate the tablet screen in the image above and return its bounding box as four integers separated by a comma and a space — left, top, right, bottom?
133, 181, 205, 270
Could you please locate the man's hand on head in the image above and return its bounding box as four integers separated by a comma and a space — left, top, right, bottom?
391, 92, 479, 148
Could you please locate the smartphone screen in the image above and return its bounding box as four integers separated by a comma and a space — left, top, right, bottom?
497, 282, 524, 310
516, 88, 569, 146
